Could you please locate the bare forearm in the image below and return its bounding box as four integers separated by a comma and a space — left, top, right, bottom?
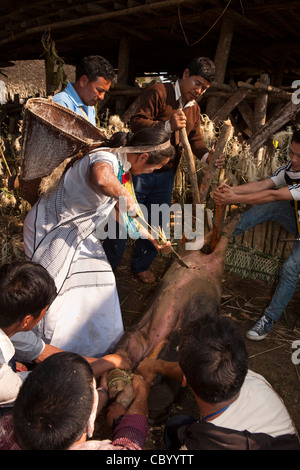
231, 179, 272, 195
126, 387, 148, 416
90, 354, 129, 378
90, 162, 128, 199
34, 344, 64, 363
230, 188, 292, 205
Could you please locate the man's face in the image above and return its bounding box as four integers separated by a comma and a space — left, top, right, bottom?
290, 141, 300, 171
78, 75, 111, 106
180, 68, 211, 103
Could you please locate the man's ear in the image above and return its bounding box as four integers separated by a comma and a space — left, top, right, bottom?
20, 314, 34, 329
181, 374, 188, 388
78, 74, 89, 88
182, 68, 190, 79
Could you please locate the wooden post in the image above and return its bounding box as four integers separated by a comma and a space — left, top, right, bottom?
116, 34, 131, 116
206, 17, 234, 118
253, 73, 270, 168
253, 73, 270, 132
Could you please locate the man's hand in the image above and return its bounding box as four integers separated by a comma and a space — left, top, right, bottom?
206, 149, 225, 169
136, 357, 158, 385
169, 109, 187, 131
213, 184, 236, 205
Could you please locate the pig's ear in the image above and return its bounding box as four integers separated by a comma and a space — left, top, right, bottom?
181, 374, 188, 388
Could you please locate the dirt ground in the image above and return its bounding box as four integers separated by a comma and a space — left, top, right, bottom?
94, 241, 300, 450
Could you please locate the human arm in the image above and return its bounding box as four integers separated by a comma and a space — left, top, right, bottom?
36, 346, 129, 379
0, 364, 27, 406
90, 354, 131, 379
213, 178, 293, 205
107, 374, 149, 450
138, 226, 172, 255
89, 161, 138, 215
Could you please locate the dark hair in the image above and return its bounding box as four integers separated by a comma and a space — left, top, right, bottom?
0, 261, 57, 328
103, 128, 175, 165
13, 352, 94, 450
76, 55, 116, 83
179, 314, 248, 404
291, 129, 300, 144
186, 57, 215, 83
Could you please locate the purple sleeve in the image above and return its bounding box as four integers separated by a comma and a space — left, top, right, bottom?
112, 414, 148, 450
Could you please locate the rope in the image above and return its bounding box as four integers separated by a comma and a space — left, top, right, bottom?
178, 0, 232, 47
107, 368, 133, 388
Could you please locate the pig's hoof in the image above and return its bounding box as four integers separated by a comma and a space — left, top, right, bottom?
135, 270, 155, 283
107, 368, 134, 408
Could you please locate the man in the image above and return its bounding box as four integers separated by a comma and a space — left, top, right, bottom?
104, 57, 224, 282
53, 55, 115, 125
214, 129, 300, 340
0, 261, 129, 414
0, 352, 149, 450
137, 314, 299, 450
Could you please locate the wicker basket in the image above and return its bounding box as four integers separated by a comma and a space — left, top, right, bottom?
19, 97, 105, 204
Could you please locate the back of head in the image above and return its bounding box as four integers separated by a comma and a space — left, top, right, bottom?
76, 55, 116, 83
179, 314, 248, 404
0, 261, 57, 328
103, 128, 175, 164
13, 352, 94, 450
186, 57, 215, 83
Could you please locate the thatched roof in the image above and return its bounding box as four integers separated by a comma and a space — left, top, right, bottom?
0, 60, 75, 103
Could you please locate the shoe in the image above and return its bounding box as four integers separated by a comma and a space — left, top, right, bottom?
135, 270, 155, 284
246, 314, 274, 341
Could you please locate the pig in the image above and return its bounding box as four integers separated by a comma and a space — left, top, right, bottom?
109, 214, 240, 420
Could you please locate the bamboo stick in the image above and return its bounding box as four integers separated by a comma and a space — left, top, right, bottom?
179, 125, 201, 206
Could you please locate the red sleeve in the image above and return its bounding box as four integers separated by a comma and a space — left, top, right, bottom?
112, 414, 148, 450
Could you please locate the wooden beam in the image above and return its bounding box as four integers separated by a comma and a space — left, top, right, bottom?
0, 0, 199, 46
211, 78, 253, 126
248, 99, 300, 153
229, 79, 254, 135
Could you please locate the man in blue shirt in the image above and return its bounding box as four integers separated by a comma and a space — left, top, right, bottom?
53, 55, 115, 125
